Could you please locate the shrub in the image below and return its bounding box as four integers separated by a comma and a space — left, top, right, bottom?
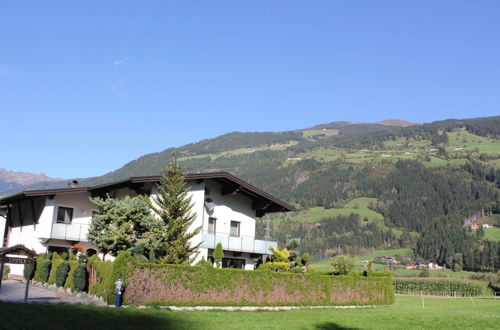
264, 261, 291, 272
87, 255, 113, 301
213, 243, 224, 268
48, 253, 64, 285
73, 265, 87, 292
394, 278, 490, 297
2, 265, 10, 280
330, 255, 355, 275
64, 259, 80, 290
38, 260, 52, 283
33, 253, 49, 282
23, 263, 34, 281
419, 269, 430, 277
55, 262, 70, 287
120, 253, 394, 306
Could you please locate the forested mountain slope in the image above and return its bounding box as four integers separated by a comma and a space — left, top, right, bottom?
4, 116, 500, 270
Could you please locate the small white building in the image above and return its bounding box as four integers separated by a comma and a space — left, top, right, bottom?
0, 172, 294, 275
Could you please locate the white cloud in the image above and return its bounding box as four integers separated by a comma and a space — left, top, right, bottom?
112, 58, 127, 65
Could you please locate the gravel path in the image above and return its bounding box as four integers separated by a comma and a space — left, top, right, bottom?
0, 280, 104, 305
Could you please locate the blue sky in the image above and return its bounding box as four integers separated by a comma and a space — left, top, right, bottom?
1, 1, 499, 179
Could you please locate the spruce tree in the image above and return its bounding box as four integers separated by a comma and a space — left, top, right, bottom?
88, 196, 157, 257
149, 158, 201, 264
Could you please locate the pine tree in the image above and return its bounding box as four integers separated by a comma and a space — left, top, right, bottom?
149, 158, 201, 264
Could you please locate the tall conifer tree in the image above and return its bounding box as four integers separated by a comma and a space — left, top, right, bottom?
149, 157, 201, 264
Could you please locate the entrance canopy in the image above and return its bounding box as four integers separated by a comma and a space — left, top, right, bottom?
0, 244, 37, 259
0, 244, 37, 302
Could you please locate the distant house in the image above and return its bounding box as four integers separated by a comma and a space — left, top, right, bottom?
0, 172, 294, 276
482, 224, 492, 229
471, 223, 480, 229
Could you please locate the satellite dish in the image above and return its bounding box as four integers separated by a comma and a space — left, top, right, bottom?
204, 198, 215, 211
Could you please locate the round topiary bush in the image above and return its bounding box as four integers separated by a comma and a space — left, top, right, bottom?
73, 265, 87, 292
55, 261, 70, 287
38, 260, 52, 283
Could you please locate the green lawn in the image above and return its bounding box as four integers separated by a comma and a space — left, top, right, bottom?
484, 227, 500, 241
1, 296, 499, 329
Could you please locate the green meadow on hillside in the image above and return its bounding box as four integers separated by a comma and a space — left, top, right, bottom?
310, 248, 411, 271
484, 227, 500, 241
1, 296, 499, 329
272, 197, 384, 225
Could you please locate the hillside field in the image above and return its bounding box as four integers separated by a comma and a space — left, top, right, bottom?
1, 296, 499, 329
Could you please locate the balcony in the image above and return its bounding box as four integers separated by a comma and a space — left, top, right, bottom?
51, 223, 89, 242
200, 231, 277, 255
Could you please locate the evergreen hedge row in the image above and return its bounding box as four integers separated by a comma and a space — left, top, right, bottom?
104, 252, 394, 306
393, 278, 491, 297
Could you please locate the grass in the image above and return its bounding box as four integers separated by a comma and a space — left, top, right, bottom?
272, 198, 384, 225
484, 227, 500, 241
309, 248, 412, 271
1, 296, 500, 329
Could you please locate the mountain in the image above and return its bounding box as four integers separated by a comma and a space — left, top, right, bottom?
0, 168, 62, 194
376, 119, 417, 127
4, 116, 500, 270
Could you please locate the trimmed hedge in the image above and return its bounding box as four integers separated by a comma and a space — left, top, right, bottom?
114, 253, 393, 306
48, 254, 64, 285
64, 259, 80, 290
33, 253, 50, 282
73, 265, 87, 292
88, 255, 113, 301
37, 260, 52, 283
394, 278, 491, 297
55, 262, 70, 287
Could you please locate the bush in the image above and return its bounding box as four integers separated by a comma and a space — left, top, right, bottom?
264, 261, 291, 272
394, 278, 490, 297
116, 252, 394, 306
87, 255, 113, 300
23, 263, 34, 281
64, 260, 80, 290
419, 269, 430, 277
330, 255, 355, 275
48, 253, 64, 285
213, 243, 224, 268
72, 265, 87, 292
2, 265, 10, 280
33, 253, 49, 282
38, 260, 52, 283
55, 262, 70, 287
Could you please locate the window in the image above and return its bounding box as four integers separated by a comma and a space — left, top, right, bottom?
230, 221, 240, 237
208, 217, 216, 234
56, 207, 73, 224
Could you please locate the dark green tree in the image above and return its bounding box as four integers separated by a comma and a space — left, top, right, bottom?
87, 196, 157, 257
149, 158, 201, 264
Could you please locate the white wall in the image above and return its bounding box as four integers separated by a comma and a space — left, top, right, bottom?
202, 179, 256, 238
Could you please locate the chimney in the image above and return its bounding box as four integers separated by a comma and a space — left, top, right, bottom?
68, 180, 79, 188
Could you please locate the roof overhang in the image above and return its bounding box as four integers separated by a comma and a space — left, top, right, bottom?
0, 172, 295, 215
